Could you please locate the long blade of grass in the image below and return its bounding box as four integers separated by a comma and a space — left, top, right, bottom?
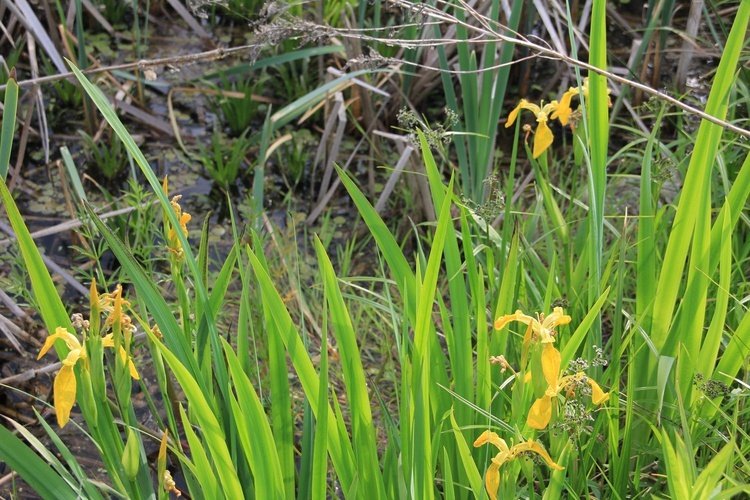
335, 163, 417, 321
68, 61, 229, 399
314, 236, 386, 497
0, 421, 78, 499
412, 176, 454, 500
312, 303, 330, 500
223, 338, 285, 498
586, 0, 610, 348
650, 0, 750, 354
0, 177, 72, 334
200, 45, 345, 80
177, 405, 222, 499
152, 341, 243, 498
420, 131, 474, 461
0, 68, 18, 181
245, 239, 357, 491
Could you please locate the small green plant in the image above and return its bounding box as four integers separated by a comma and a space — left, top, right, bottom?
78, 130, 130, 180
0, 37, 25, 101
197, 125, 251, 190
275, 129, 314, 187
207, 72, 266, 136
94, 0, 132, 27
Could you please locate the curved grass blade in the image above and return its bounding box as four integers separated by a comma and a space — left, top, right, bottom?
223, 338, 285, 498
0, 422, 79, 499
314, 236, 386, 497
153, 340, 243, 498
0, 68, 18, 181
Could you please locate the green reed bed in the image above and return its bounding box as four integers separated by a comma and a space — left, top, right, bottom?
1, 1, 750, 498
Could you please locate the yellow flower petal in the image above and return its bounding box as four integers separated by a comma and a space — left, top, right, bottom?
54, 364, 77, 428
542, 344, 561, 389
533, 118, 554, 159
120, 346, 140, 380
527, 395, 553, 429
38, 327, 82, 360
473, 430, 510, 453
543, 307, 571, 329
505, 100, 526, 128
552, 88, 578, 125
494, 310, 534, 331
516, 440, 565, 471
484, 461, 501, 500
103, 334, 140, 380
522, 101, 542, 116
588, 378, 609, 405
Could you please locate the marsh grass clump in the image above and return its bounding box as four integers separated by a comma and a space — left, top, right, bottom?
79, 130, 130, 181
206, 72, 267, 136
197, 125, 251, 190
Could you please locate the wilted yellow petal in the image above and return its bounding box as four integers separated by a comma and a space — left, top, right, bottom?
541, 344, 561, 389
527, 395, 553, 429
588, 378, 609, 405
54, 364, 77, 428
484, 461, 501, 500
533, 118, 554, 159
519, 440, 565, 471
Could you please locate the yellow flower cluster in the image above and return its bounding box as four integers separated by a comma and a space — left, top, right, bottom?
475, 308, 609, 499
37, 280, 140, 428
162, 176, 191, 260
506, 77, 611, 159
474, 431, 563, 500
495, 307, 609, 429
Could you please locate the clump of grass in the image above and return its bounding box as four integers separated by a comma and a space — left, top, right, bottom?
206, 72, 266, 136
197, 125, 251, 190
78, 130, 130, 180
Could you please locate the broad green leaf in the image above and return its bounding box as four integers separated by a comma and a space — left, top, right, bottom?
651, 0, 750, 354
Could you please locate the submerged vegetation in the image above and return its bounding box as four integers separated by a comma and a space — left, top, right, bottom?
1, 0, 749, 498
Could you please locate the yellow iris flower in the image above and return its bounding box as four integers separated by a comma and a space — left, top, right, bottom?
38, 327, 139, 428
526, 344, 609, 429
495, 307, 571, 345
474, 430, 564, 500
507, 77, 612, 157
37, 327, 86, 428
505, 99, 560, 159
551, 77, 612, 127
162, 176, 191, 259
